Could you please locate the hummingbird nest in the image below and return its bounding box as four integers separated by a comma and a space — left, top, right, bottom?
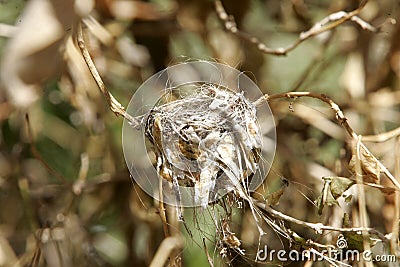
145, 83, 262, 208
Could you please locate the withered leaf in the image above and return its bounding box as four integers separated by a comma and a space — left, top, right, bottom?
344, 194, 353, 203
348, 146, 380, 183
362, 182, 396, 195
316, 177, 355, 215
329, 176, 355, 199
265, 180, 288, 206
316, 177, 338, 215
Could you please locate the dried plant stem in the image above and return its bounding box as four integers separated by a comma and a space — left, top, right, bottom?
159, 182, 170, 237
254, 200, 386, 239
77, 21, 185, 264
31, 243, 41, 267
257, 92, 357, 137
76, 23, 140, 128
50, 232, 65, 267
354, 137, 373, 267
72, 153, 90, 195
149, 236, 183, 267
215, 0, 375, 56
165, 205, 183, 267
257, 92, 400, 190
203, 238, 215, 267
392, 138, 400, 255
0, 23, 17, 37
362, 126, 400, 142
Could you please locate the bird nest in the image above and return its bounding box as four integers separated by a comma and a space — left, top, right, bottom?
122, 61, 276, 207
145, 83, 262, 208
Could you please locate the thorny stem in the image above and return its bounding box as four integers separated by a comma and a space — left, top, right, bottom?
257, 92, 400, 191
76, 23, 140, 128
215, 0, 376, 56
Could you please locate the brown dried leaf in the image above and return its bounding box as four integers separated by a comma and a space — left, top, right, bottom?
265, 183, 287, 206
315, 177, 339, 215
330, 176, 355, 199
315, 177, 356, 215
361, 182, 396, 195
348, 146, 380, 183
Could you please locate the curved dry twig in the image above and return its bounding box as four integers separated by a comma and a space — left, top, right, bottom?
215, 0, 376, 56
254, 200, 387, 240
76, 22, 140, 128
149, 236, 183, 267
255, 92, 400, 191
255, 92, 357, 137
362, 126, 400, 142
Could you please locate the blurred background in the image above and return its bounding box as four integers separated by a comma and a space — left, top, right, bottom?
0, 0, 399, 266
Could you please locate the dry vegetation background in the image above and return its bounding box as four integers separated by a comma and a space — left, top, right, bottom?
0, 0, 400, 266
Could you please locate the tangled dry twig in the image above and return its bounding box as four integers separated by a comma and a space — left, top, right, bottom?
257, 92, 400, 191
215, 0, 377, 56
76, 23, 139, 128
